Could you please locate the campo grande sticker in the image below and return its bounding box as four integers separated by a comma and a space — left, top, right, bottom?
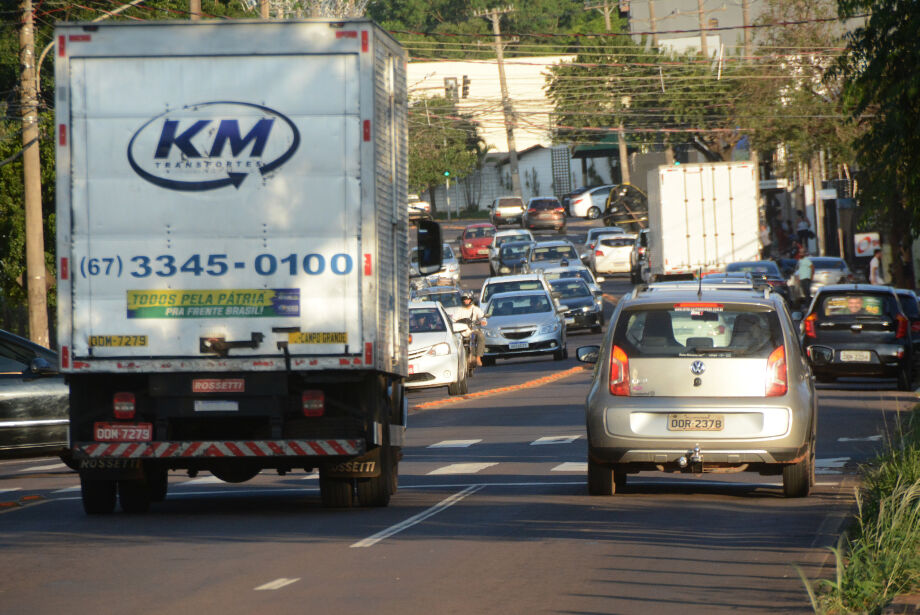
127, 289, 300, 319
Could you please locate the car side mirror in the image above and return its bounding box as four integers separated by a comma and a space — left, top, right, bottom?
576, 345, 600, 364
29, 356, 58, 376
557, 304, 569, 313
415, 220, 443, 275
453, 322, 470, 334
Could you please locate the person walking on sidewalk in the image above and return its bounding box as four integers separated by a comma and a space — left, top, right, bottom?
797, 249, 814, 307
759, 223, 773, 260
869, 248, 885, 285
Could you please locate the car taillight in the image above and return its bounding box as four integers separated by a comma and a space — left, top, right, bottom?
896, 314, 909, 338
766, 345, 787, 397
113, 392, 136, 419
609, 345, 630, 396
527, 208, 537, 214
595, 250, 604, 256
803, 313, 817, 338
302, 390, 325, 417
554, 207, 564, 213
638, 247, 646, 256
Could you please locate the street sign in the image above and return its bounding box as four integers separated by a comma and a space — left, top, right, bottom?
854, 232, 880, 258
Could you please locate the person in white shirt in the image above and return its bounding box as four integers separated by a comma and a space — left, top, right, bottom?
869, 249, 885, 285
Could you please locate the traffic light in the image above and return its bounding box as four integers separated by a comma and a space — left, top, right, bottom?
461, 75, 470, 98
444, 171, 451, 177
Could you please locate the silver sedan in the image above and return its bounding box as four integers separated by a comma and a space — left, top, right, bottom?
481, 291, 567, 365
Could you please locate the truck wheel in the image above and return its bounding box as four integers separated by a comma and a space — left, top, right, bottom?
319, 471, 354, 508
80, 476, 116, 514
782, 443, 814, 498
148, 467, 168, 502
118, 479, 152, 513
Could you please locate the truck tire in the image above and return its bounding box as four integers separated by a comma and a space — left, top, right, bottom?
80, 476, 116, 514
319, 472, 354, 508
148, 467, 168, 502
118, 479, 152, 513
782, 443, 814, 498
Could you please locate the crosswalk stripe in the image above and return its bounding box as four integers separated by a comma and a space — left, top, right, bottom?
551, 462, 587, 472
18, 463, 67, 473
531, 436, 580, 446
254, 578, 300, 591
428, 439, 482, 448
428, 462, 497, 475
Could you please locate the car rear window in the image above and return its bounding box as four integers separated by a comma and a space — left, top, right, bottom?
726, 262, 781, 276
532, 246, 577, 261
409, 308, 446, 333
500, 244, 529, 258
812, 258, 847, 270
497, 198, 524, 208
483, 280, 543, 303
529, 199, 560, 211
613, 304, 783, 358
599, 237, 634, 248
818, 293, 897, 318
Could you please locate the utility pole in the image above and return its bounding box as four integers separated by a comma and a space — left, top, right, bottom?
584, 0, 612, 32
474, 5, 522, 198
648, 0, 658, 49
18, 0, 49, 346
260, 0, 270, 19
190, 0, 201, 19
697, 0, 709, 57
741, 0, 752, 60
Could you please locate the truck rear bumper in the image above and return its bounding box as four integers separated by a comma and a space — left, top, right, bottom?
73, 438, 365, 459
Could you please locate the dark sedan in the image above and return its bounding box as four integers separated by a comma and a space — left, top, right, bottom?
0, 329, 68, 457
549, 278, 603, 333
495, 241, 532, 276
802, 285, 916, 390
725, 260, 791, 303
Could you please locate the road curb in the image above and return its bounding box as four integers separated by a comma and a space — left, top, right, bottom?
410, 365, 587, 413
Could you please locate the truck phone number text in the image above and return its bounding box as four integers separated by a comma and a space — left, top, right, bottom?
79, 253, 354, 279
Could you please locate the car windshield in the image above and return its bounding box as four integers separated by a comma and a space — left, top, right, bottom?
588, 228, 622, 241
599, 237, 634, 248
465, 227, 494, 239
613, 304, 783, 358
898, 294, 920, 319
418, 291, 462, 308
409, 308, 447, 333
545, 269, 595, 286
812, 258, 847, 271
726, 262, 781, 276
500, 244, 529, 258
550, 279, 591, 299
482, 280, 543, 303
532, 246, 577, 261
486, 294, 552, 316
818, 293, 895, 319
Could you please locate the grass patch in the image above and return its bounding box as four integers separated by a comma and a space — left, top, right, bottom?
805, 406, 920, 614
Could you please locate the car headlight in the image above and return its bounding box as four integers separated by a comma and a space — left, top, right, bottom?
538, 323, 560, 334
499, 266, 511, 274
427, 342, 451, 356
483, 328, 499, 337
465, 243, 474, 249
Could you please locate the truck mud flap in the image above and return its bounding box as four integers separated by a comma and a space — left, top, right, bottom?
321, 447, 382, 478
75, 456, 144, 480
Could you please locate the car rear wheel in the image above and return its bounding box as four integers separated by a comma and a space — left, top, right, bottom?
782, 444, 814, 498
588, 458, 626, 495
587, 206, 600, 220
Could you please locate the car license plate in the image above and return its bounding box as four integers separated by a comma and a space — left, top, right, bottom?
667, 414, 724, 431
94, 422, 153, 442
840, 350, 871, 362
565, 317, 575, 324
478, 249, 489, 255
509, 341, 529, 350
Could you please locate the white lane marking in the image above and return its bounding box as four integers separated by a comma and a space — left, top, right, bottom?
838, 435, 883, 442
53, 486, 81, 493
351, 485, 484, 548
428, 463, 497, 475
816, 457, 850, 474
531, 436, 580, 446
552, 462, 587, 472
301, 473, 318, 480
0, 487, 22, 494
254, 578, 300, 591
18, 463, 67, 472
179, 476, 223, 486
428, 439, 482, 448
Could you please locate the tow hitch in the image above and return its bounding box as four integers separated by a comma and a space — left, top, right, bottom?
678, 446, 703, 473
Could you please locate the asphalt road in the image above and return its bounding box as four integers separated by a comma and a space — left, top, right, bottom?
0, 219, 912, 614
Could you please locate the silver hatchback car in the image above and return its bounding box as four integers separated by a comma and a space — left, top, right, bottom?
577, 283, 817, 497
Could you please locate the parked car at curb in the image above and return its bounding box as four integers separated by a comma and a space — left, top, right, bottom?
577, 283, 816, 498
406, 302, 470, 396
0, 328, 69, 458
802, 285, 916, 390
489, 196, 526, 227
481, 291, 567, 364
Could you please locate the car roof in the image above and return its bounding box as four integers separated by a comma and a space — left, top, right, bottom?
484, 273, 545, 283
465, 223, 494, 229
816, 283, 895, 293
588, 226, 623, 234
597, 233, 636, 240
417, 286, 460, 294
488, 290, 550, 301
533, 240, 575, 248
626, 288, 780, 309
495, 229, 531, 237
541, 265, 591, 274
527, 196, 560, 202
409, 300, 442, 309
727, 260, 777, 267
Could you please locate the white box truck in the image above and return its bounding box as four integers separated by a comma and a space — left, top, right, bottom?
54, 19, 440, 513
646, 161, 760, 281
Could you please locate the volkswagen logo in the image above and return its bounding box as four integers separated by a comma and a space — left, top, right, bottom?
690, 360, 706, 375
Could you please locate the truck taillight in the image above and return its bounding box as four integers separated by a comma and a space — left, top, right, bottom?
302, 390, 325, 417
896, 314, 909, 339
765, 346, 787, 397
803, 313, 817, 338
609, 345, 630, 396
113, 392, 136, 419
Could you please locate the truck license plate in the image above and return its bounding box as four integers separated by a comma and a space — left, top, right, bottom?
94, 422, 153, 442
840, 350, 871, 362
667, 414, 724, 431
509, 341, 529, 350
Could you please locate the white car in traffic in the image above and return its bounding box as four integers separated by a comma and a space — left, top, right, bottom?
589, 233, 636, 274
406, 302, 469, 396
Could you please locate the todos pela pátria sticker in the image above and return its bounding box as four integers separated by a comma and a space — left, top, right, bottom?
126, 289, 300, 318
